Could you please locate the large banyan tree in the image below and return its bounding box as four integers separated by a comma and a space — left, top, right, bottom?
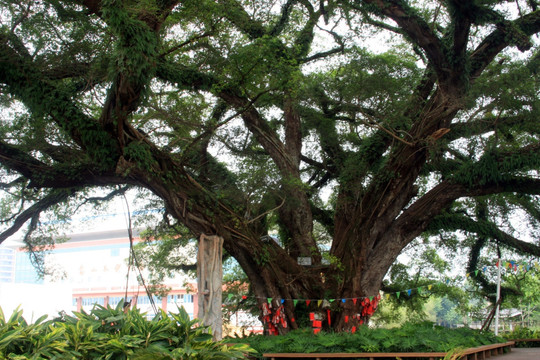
1, 0, 539, 332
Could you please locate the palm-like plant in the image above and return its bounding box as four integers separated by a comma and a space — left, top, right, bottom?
0, 303, 253, 360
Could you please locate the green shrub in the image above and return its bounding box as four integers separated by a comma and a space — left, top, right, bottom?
0, 303, 253, 359
226, 321, 505, 357
501, 326, 540, 347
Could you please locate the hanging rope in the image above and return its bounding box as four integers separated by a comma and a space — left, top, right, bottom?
122, 193, 158, 315
123, 233, 133, 309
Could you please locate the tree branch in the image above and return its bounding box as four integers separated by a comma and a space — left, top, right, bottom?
0, 140, 51, 181
446, 0, 474, 67
0, 34, 119, 166
219, 90, 295, 175
428, 212, 540, 256
449, 113, 538, 142
0, 188, 75, 245
269, 0, 298, 36
0, 139, 128, 189
43, 61, 92, 80
159, 31, 214, 58
217, 0, 266, 39
360, 0, 449, 79
396, 176, 540, 245
300, 155, 330, 171
301, 26, 345, 63
470, 10, 540, 80
73, 185, 131, 214
450, 143, 540, 187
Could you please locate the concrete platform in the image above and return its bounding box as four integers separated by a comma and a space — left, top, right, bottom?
495, 348, 540, 359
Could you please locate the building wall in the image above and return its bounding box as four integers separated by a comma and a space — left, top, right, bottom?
1, 229, 261, 334
71, 290, 197, 317
0, 282, 72, 320
1, 229, 198, 319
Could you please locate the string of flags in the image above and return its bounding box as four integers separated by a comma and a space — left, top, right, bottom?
222, 259, 539, 335
225, 259, 540, 305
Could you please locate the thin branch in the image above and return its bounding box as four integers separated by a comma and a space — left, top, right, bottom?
159, 31, 213, 58
72, 185, 131, 214
356, 109, 415, 147
0, 195, 27, 225
180, 89, 272, 165
10, 1, 32, 32
246, 197, 285, 224
301, 45, 345, 63
301, 27, 345, 63
346, 2, 403, 35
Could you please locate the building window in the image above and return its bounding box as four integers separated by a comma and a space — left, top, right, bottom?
81, 297, 104, 307
14, 253, 43, 284
109, 296, 123, 307
167, 294, 193, 303
137, 295, 160, 305
0, 248, 15, 283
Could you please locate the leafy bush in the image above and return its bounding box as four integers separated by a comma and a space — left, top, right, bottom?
501, 326, 540, 347
0, 303, 253, 359
226, 322, 505, 356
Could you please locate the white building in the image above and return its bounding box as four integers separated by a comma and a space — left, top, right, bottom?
0, 229, 198, 319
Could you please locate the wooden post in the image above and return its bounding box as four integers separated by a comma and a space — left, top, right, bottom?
197, 234, 223, 340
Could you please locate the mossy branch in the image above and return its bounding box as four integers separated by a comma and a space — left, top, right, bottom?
428, 212, 540, 256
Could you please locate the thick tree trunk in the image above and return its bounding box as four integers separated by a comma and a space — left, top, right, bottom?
130, 85, 467, 334
220, 202, 395, 333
